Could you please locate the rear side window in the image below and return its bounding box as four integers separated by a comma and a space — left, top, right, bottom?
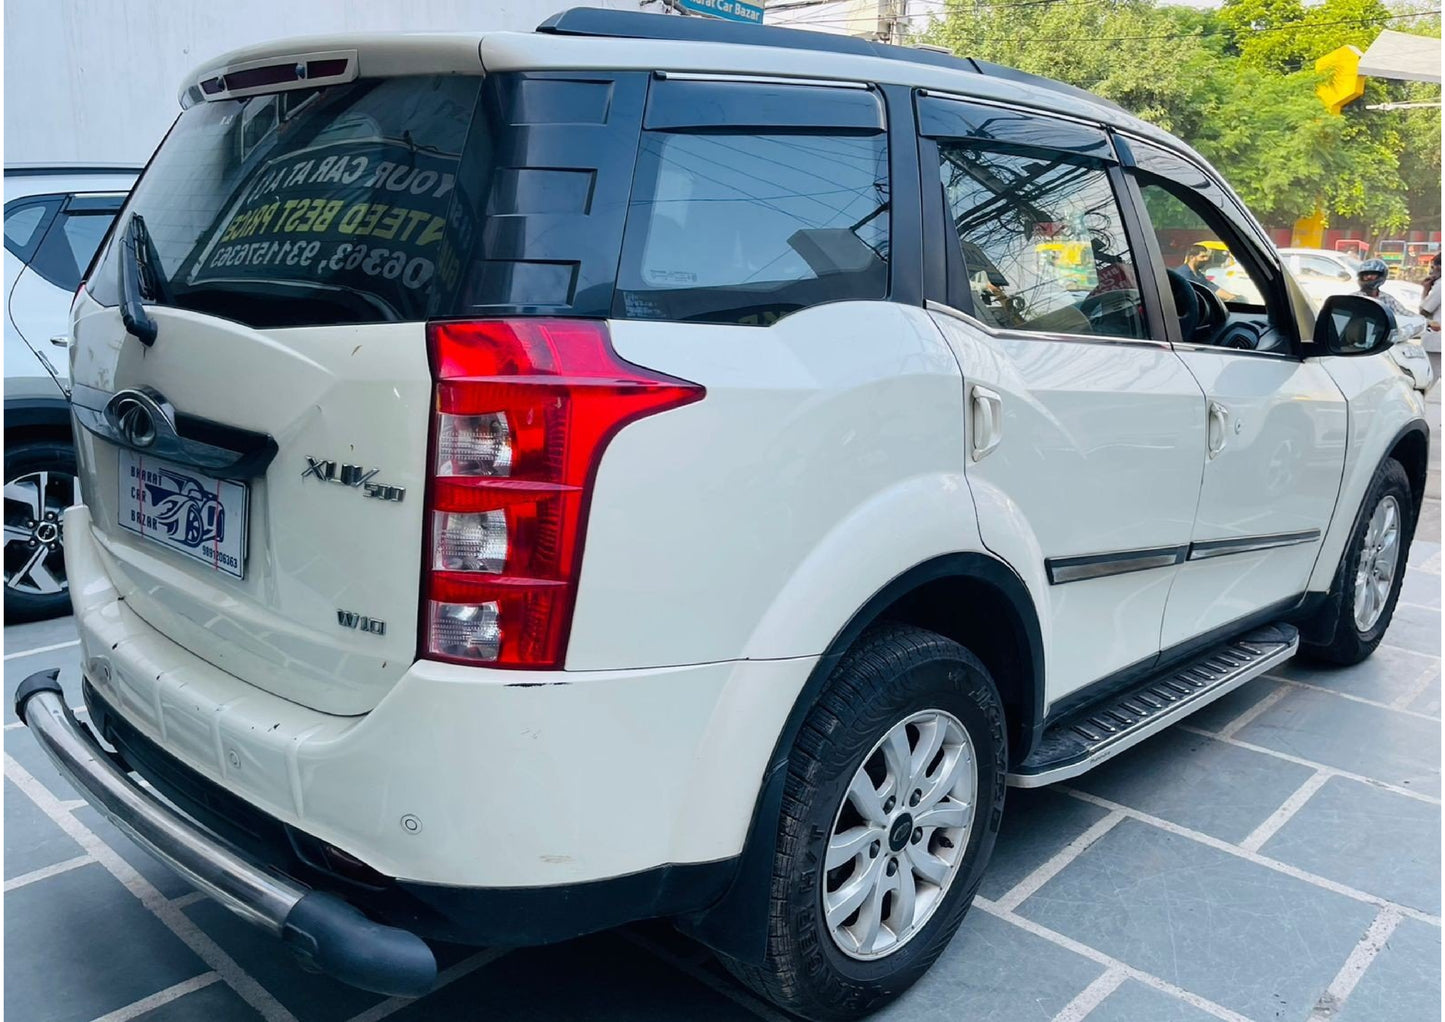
90, 75, 484, 327
29, 210, 119, 291
616, 132, 889, 326
4, 198, 59, 260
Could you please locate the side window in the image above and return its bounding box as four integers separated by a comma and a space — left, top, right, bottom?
936, 142, 1149, 340
1136, 182, 1267, 306
615, 131, 889, 326
3, 197, 61, 261
29, 210, 119, 290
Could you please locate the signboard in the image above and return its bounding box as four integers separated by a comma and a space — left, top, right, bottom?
186, 138, 465, 317
673, 0, 764, 24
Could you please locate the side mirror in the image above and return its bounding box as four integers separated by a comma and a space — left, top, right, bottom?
1314, 294, 1397, 356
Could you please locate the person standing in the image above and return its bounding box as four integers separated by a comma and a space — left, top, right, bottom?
1421, 254, 1441, 354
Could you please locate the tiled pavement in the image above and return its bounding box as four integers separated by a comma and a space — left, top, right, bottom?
3, 539, 1439, 1022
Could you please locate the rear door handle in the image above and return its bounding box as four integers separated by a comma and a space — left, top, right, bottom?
970, 385, 1003, 461
1207, 401, 1229, 458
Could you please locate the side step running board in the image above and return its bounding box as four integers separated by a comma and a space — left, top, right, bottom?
1008, 622, 1299, 788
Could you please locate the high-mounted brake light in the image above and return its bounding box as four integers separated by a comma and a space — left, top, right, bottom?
423, 319, 704, 668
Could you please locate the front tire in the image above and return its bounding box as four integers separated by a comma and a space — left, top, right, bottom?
724, 624, 1007, 1021
4, 439, 77, 623
1301, 458, 1414, 665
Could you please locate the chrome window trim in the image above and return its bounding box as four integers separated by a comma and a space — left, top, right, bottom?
1171, 341, 1299, 362
926, 299, 1171, 351
1187, 530, 1321, 561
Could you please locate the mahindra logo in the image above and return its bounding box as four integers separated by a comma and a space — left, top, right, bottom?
302, 457, 405, 503
104, 389, 175, 450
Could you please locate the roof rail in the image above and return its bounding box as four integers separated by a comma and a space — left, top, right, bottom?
535, 8, 1122, 113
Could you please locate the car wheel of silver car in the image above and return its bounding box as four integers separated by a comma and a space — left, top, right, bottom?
4, 439, 76, 623
1302, 457, 1414, 666
723, 623, 1006, 1021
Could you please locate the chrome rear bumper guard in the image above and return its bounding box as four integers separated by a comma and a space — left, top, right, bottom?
15, 670, 437, 998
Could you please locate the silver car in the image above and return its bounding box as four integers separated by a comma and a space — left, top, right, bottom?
5, 164, 136, 619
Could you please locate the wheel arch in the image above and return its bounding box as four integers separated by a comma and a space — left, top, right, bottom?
677, 551, 1044, 963
1387, 419, 1430, 520
4, 395, 74, 448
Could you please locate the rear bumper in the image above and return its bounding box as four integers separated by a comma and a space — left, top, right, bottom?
58, 502, 815, 938
14, 672, 437, 997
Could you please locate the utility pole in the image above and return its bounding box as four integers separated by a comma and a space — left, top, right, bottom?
876, 0, 907, 44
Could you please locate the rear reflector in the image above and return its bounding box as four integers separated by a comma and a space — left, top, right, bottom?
422, 319, 703, 667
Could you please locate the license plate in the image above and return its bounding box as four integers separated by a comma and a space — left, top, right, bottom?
117, 451, 248, 579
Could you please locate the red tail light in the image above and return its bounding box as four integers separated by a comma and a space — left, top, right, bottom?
423, 319, 704, 668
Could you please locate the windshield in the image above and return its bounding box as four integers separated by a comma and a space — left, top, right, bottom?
90, 75, 484, 328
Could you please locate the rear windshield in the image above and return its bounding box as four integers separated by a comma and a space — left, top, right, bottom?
90, 75, 483, 328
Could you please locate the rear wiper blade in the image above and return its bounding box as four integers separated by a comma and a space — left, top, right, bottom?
118, 213, 165, 347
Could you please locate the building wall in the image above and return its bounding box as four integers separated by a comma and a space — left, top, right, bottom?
3, 0, 652, 166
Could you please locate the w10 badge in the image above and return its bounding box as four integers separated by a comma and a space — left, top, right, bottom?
118, 450, 249, 579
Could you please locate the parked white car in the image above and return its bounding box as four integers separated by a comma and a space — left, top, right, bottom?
18, 13, 1430, 1020
4, 165, 136, 620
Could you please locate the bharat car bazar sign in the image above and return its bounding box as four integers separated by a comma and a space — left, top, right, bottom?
188, 140, 462, 298
672, 0, 764, 23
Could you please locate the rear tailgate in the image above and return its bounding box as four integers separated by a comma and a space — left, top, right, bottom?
71, 55, 485, 715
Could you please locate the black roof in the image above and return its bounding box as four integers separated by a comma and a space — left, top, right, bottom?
536, 8, 1123, 114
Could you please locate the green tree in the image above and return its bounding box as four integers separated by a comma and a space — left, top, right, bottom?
917, 0, 1441, 235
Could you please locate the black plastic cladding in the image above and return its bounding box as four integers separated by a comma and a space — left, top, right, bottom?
461, 72, 649, 317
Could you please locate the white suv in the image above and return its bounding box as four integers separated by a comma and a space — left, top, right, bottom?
18, 12, 1430, 1020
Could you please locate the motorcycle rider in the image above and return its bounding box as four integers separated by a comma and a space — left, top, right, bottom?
1353, 257, 1414, 320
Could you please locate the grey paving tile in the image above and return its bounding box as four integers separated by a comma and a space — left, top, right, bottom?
1400, 566, 1441, 610
2, 614, 79, 656
878, 907, 1100, 1021
6, 719, 80, 800
3, 862, 207, 1022
1179, 676, 1286, 734
1383, 602, 1441, 657
978, 787, 1111, 901
1016, 819, 1378, 1022
1068, 727, 1317, 843
1407, 540, 1439, 570
1260, 776, 1441, 916
4, 643, 85, 724
1235, 686, 1441, 796
4, 778, 84, 878
182, 898, 385, 1022
387, 934, 761, 1021
1336, 916, 1441, 1022
1083, 979, 1222, 1022
131, 980, 263, 1022
74, 804, 196, 900
1406, 670, 1441, 716
1273, 642, 1439, 707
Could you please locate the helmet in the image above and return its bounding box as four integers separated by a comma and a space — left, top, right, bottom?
1357, 257, 1389, 293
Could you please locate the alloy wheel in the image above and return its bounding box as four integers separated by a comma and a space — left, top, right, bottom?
1353, 494, 1401, 632
822, 709, 977, 960
4, 470, 73, 596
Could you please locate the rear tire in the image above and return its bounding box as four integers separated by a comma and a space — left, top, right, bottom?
1301, 458, 1414, 666
3, 439, 77, 623
722, 624, 1007, 1021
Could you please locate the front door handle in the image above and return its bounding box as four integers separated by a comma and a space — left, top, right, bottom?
970, 385, 1003, 461
1207, 401, 1230, 459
